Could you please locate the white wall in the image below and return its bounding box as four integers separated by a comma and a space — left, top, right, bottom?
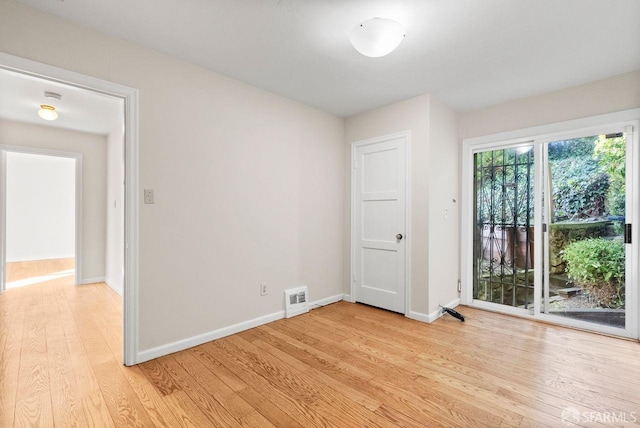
0, 0, 345, 353
105, 126, 124, 294
0, 119, 107, 281
344, 94, 460, 316
6, 152, 75, 262
427, 98, 460, 312
459, 70, 640, 140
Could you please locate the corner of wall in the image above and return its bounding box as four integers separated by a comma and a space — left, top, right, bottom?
104, 277, 123, 296
426, 96, 461, 315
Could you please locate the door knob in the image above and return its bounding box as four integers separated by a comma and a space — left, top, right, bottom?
396, 234, 403, 240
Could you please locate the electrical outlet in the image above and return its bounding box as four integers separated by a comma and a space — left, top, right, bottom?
144, 189, 154, 204
260, 282, 268, 296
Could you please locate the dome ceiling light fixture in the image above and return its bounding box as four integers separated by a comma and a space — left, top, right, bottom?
38, 91, 61, 121
38, 104, 58, 121
350, 17, 406, 58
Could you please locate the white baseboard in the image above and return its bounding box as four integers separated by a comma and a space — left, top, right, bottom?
137, 310, 286, 364
406, 311, 431, 323
406, 298, 461, 323
6, 255, 75, 263
136, 292, 348, 364
79, 276, 105, 285
309, 293, 344, 309
104, 277, 123, 296
342, 294, 461, 324
342, 294, 353, 302
427, 298, 461, 322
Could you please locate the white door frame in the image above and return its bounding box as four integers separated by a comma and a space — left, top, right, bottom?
0, 52, 140, 365
350, 131, 412, 316
461, 109, 640, 339
0, 147, 83, 290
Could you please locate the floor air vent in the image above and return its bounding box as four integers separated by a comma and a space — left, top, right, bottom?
284, 286, 309, 318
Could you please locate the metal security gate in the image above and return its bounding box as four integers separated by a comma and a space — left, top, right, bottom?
473, 146, 534, 308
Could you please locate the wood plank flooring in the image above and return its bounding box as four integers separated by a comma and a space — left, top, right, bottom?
5, 258, 74, 286
1, 259, 639, 427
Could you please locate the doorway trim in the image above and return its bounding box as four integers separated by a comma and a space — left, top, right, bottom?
0, 52, 140, 365
461, 108, 640, 339
0, 146, 83, 290
350, 131, 412, 316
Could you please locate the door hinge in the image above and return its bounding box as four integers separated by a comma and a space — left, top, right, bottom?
542, 223, 547, 233
352, 272, 356, 283
624, 224, 632, 244
354, 161, 358, 170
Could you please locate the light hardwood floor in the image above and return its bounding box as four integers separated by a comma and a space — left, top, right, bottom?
1, 259, 639, 427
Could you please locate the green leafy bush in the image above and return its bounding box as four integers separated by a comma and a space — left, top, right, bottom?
594, 135, 626, 216
562, 238, 625, 308
548, 137, 597, 160
563, 238, 624, 284
551, 156, 608, 221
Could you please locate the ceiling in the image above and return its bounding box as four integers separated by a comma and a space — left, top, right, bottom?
0, 67, 123, 135
11, 0, 640, 118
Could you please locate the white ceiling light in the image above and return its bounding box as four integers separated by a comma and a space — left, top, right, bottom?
350, 18, 405, 58
38, 104, 58, 121
38, 91, 61, 121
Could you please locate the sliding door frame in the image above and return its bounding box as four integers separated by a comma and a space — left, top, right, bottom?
461, 109, 640, 339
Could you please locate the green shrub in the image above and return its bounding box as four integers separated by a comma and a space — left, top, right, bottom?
548, 137, 597, 160
551, 157, 608, 221
563, 238, 624, 284
594, 135, 626, 216
562, 238, 625, 308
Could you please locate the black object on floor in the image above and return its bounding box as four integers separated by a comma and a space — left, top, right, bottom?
440, 305, 465, 322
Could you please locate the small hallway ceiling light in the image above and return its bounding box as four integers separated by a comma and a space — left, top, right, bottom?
38, 91, 62, 121
350, 17, 405, 58
38, 105, 58, 121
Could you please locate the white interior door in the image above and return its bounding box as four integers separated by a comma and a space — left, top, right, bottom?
352, 135, 407, 313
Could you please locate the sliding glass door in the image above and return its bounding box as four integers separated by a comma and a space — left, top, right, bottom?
465, 117, 638, 339
541, 130, 631, 332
